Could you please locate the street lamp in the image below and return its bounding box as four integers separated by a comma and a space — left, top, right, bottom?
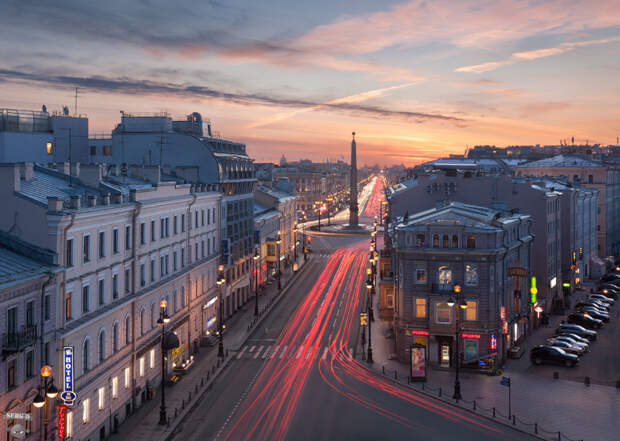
366, 268, 375, 322
33, 365, 58, 441
447, 284, 468, 400
293, 223, 298, 261
157, 300, 171, 425
365, 271, 374, 363
253, 248, 260, 317
276, 232, 282, 291
302, 217, 308, 262
216, 265, 226, 357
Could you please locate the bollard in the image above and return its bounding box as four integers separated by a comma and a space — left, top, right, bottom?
175, 408, 178, 419
584, 376, 590, 386
188, 391, 192, 401
195, 384, 199, 393
201, 377, 204, 387
493, 407, 496, 418
534, 423, 538, 434
395, 371, 398, 380
473, 400, 476, 410
407, 376, 410, 384
422, 383, 425, 391
438, 387, 442, 397
207, 371, 211, 380
558, 431, 561, 441
512, 415, 516, 425
182, 399, 185, 409
553, 371, 559, 380
382, 366, 385, 374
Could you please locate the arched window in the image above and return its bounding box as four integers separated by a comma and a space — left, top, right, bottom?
433, 234, 439, 247
113, 322, 119, 352
438, 266, 452, 288
465, 265, 478, 286
442, 235, 449, 248
416, 234, 425, 247
98, 330, 106, 363
140, 308, 145, 335
452, 235, 458, 248
125, 315, 131, 345
82, 338, 90, 374
466, 235, 476, 249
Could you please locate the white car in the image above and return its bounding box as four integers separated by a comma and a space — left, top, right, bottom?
588, 294, 614, 306
550, 335, 589, 352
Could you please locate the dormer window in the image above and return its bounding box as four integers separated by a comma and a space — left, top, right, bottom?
442, 235, 449, 248
416, 234, 425, 247
452, 235, 458, 248
433, 234, 439, 247
466, 235, 476, 249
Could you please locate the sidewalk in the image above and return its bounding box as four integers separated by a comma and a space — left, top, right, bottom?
362, 285, 620, 441
109, 254, 310, 441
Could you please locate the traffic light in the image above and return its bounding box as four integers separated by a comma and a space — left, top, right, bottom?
530, 276, 538, 304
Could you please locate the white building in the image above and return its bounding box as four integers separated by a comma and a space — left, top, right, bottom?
0, 162, 221, 440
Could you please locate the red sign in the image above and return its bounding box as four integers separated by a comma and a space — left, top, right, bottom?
57, 405, 67, 439
411, 330, 429, 336
508, 267, 527, 277
461, 333, 481, 339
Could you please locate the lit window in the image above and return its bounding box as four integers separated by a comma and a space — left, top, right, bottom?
124, 367, 130, 388
415, 269, 427, 284
436, 303, 452, 323
465, 301, 477, 321
139, 357, 145, 377
112, 376, 118, 399
46, 142, 53, 154
66, 411, 73, 437
149, 349, 155, 369
415, 298, 426, 318
465, 265, 478, 286
82, 398, 90, 423
98, 387, 105, 410
438, 266, 452, 287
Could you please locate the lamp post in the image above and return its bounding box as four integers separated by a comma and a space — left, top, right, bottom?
32, 365, 58, 441
447, 285, 467, 400
276, 232, 282, 291
156, 300, 171, 425
365, 271, 374, 363
293, 223, 298, 261
217, 265, 226, 357
302, 216, 308, 262
326, 195, 333, 225
253, 248, 260, 317
317, 203, 322, 231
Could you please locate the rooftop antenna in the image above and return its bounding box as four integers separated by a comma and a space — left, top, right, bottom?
74, 87, 80, 116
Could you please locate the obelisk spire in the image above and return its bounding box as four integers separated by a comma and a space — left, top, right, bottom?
349, 131, 359, 226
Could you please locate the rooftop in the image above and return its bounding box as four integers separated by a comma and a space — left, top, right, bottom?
516, 155, 603, 168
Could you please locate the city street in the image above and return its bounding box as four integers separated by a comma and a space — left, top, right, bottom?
172, 179, 539, 441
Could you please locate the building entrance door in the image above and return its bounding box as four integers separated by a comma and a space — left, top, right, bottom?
440, 342, 451, 367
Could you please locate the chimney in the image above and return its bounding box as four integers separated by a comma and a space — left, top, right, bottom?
80, 164, 103, 187
87, 195, 97, 207
62, 162, 70, 175
70, 195, 81, 209
103, 193, 111, 205
0, 164, 21, 193
23, 162, 35, 181
143, 166, 161, 183
112, 193, 124, 204
71, 162, 80, 178
47, 196, 63, 212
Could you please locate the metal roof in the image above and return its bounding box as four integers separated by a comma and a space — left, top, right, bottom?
516, 155, 603, 168
0, 246, 54, 287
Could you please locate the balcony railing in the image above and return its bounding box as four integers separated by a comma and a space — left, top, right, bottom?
3, 325, 37, 353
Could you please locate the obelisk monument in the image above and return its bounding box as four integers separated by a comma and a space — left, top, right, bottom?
349, 132, 359, 226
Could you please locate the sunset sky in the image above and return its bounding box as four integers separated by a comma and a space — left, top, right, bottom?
2, 0, 619, 166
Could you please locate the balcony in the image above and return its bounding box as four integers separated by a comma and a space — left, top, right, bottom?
2, 325, 37, 353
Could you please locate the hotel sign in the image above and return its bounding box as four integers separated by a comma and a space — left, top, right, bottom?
60, 346, 77, 407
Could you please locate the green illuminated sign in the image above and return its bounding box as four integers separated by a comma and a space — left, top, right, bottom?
530, 276, 538, 304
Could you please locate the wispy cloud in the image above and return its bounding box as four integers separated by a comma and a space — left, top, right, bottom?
0, 68, 463, 124
456, 36, 620, 73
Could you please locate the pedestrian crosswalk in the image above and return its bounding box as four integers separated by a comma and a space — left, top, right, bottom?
236, 344, 354, 361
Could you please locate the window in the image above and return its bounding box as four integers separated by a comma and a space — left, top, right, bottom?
103, 145, 113, 156
113, 229, 119, 254
112, 376, 118, 399
416, 234, 425, 247
181, 214, 186, 233
46, 141, 53, 154
436, 303, 452, 323
140, 263, 146, 287
98, 279, 105, 305
82, 285, 90, 313
149, 349, 155, 369
151, 220, 156, 242
82, 398, 90, 423
125, 268, 131, 293
98, 330, 106, 363
99, 231, 106, 258
174, 216, 178, 235
83, 235, 90, 263
150, 259, 155, 282
140, 309, 145, 335
442, 235, 449, 248
90, 145, 96, 155
7, 359, 16, 388
173, 251, 178, 271
415, 298, 426, 318
465, 301, 477, 321
26, 301, 34, 326
181, 248, 185, 267
125, 316, 130, 345
150, 303, 155, 328
113, 323, 119, 352
415, 268, 427, 284
82, 339, 90, 374
44, 294, 51, 320
65, 292, 72, 320
112, 274, 119, 299
125, 225, 132, 250
160, 256, 165, 277
139, 357, 145, 377
181, 286, 186, 308
174, 291, 178, 312
202, 240, 205, 258
140, 223, 146, 245
66, 410, 73, 437
160, 219, 165, 239
438, 266, 452, 287
433, 234, 439, 247
195, 211, 199, 229
202, 210, 205, 226
452, 235, 458, 248
465, 265, 478, 286
466, 235, 476, 249
165, 218, 169, 237
588, 174, 593, 184
44, 342, 50, 365
195, 243, 198, 261
26, 350, 34, 378
66, 239, 74, 267
124, 367, 130, 388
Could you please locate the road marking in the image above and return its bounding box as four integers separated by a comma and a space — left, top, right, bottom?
348, 348, 353, 360
253, 345, 264, 359
322, 347, 329, 360
262, 345, 272, 359
249, 345, 256, 352
279, 345, 288, 359
270, 345, 279, 359
296, 346, 304, 359
305, 347, 314, 359
236, 346, 248, 359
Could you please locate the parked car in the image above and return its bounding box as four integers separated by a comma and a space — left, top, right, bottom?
545, 339, 586, 356
588, 294, 614, 306
555, 332, 590, 345
575, 307, 610, 322
574, 300, 609, 312
556, 324, 597, 341
551, 334, 589, 351
600, 273, 620, 283
599, 286, 620, 299
567, 312, 603, 329
530, 345, 579, 367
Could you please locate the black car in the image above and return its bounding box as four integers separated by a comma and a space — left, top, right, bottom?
556, 324, 597, 341
574, 300, 609, 312
531, 345, 579, 367
575, 307, 610, 322
599, 286, 620, 300
600, 273, 620, 283
567, 312, 603, 329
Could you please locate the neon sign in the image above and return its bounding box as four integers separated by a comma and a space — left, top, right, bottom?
461, 333, 481, 339
490, 334, 497, 351
57, 405, 67, 439
60, 346, 77, 406
206, 317, 216, 329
